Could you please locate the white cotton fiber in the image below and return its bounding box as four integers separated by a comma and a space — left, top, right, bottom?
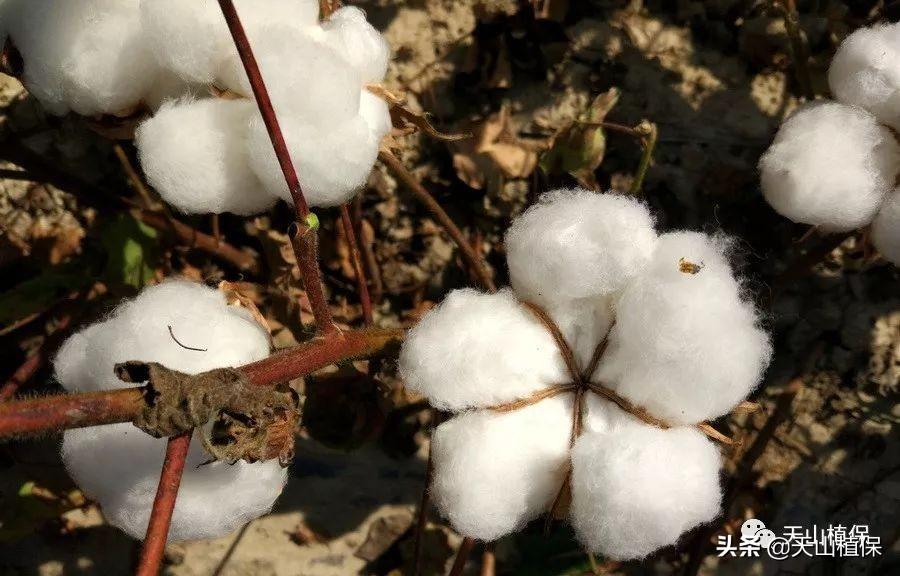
430, 396, 573, 541
140, 0, 319, 86
54, 280, 283, 541
4, 0, 160, 116
398, 288, 569, 411
135, 98, 278, 215
758, 101, 900, 231
594, 232, 771, 425
321, 7, 391, 83
872, 187, 900, 265
569, 417, 722, 560
828, 23, 900, 130
505, 189, 657, 306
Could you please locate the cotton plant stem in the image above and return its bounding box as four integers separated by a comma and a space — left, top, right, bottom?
448, 536, 477, 576
0, 328, 404, 439
353, 197, 384, 303
480, 543, 496, 576
628, 121, 658, 196
340, 205, 374, 325
0, 311, 76, 402
217, 0, 336, 336
134, 432, 191, 576
378, 148, 496, 292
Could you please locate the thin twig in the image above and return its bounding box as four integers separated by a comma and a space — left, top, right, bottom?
217, 0, 336, 336
778, 0, 815, 100
135, 432, 191, 576
628, 121, 658, 196
340, 205, 374, 325
0, 312, 76, 402
378, 148, 496, 292
448, 536, 477, 576
480, 543, 496, 576
352, 196, 384, 303
113, 144, 156, 210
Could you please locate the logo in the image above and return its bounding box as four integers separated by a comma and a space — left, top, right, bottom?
715, 519, 882, 560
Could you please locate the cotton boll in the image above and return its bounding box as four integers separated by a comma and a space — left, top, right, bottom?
872, 188, 900, 265
828, 23, 900, 130
5, 0, 159, 116
594, 232, 771, 425
63, 424, 286, 541
55, 280, 270, 393
321, 7, 391, 83
569, 420, 722, 560
430, 395, 573, 541
399, 288, 569, 411
136, 98, 277, 215
55, 280, 281, 541
505, 189, 657, 307
759, 101, 900, 231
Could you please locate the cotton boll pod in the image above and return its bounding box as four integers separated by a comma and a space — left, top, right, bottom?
430, 395, 573, 542
872, 188, 900, 265
594, 232, 771, 425
4, 0, 159, 116
398, 288, 569, 411
62, 424, 286, 541
828, 23, 900, 130
245, 90, 390, 207
135, 98, 278, 215
54, 279, 282, 541
54, 280, 271, 393
569, 415, 722, 560
759, 101, 900, 231
321, 6, 391, 83
505, 189, 657, 307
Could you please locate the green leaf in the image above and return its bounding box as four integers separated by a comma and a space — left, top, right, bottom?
100, 214, 160, 289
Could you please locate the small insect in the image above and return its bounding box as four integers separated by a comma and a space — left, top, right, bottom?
678, 257, 704, 274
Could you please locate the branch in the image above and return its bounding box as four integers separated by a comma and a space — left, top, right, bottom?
0, 328, 403, 439
378, 148, 496, 292
340, 205, 374, 325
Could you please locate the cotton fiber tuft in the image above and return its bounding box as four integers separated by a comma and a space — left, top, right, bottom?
135, 98, 278, 215
872, 188, 900, 265
758, 101, 900, 232
828, 22, 900, 130
400, 190, 771, 558
55, 280, 285, 541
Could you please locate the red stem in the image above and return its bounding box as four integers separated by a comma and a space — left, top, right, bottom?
135, 432, 192, 576
340, 205, 374, 325
0, 328, 403, 439
448, 537, 476, 576
217, 0, 336, 336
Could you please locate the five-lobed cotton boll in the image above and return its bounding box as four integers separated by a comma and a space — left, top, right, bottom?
505, 189, 657, 306
135, 98, 277, 215
430, 395, 573, 542
569, 415, 722, 560
399, 288, 568, 411
55, 280, 286, 541
758, 101, 900, 232
872, 188, 900, 265
595, 232, 772, 426
2, 0, 161, 116
828, 22, 900, 131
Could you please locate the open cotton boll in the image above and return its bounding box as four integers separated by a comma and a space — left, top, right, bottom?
759, 101, 900, 231
430, 396, 573, 541
54, 279, 281, 541
872, 188, 900, 265
505, 189, 657, 307
828, 23, 900, 130
569, 420, 722, 560
135, 98, 278, 215
4, 0, 159, 116
54, 280, 270, 393
62, 424, 286, 541
594, 232, 771, 425
321, 7, 391, 83
399, 288, 569, 410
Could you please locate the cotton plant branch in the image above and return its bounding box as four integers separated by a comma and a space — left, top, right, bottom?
775, 0, 815, 100
339, 204, 374, 325
0, 327, 403, 439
